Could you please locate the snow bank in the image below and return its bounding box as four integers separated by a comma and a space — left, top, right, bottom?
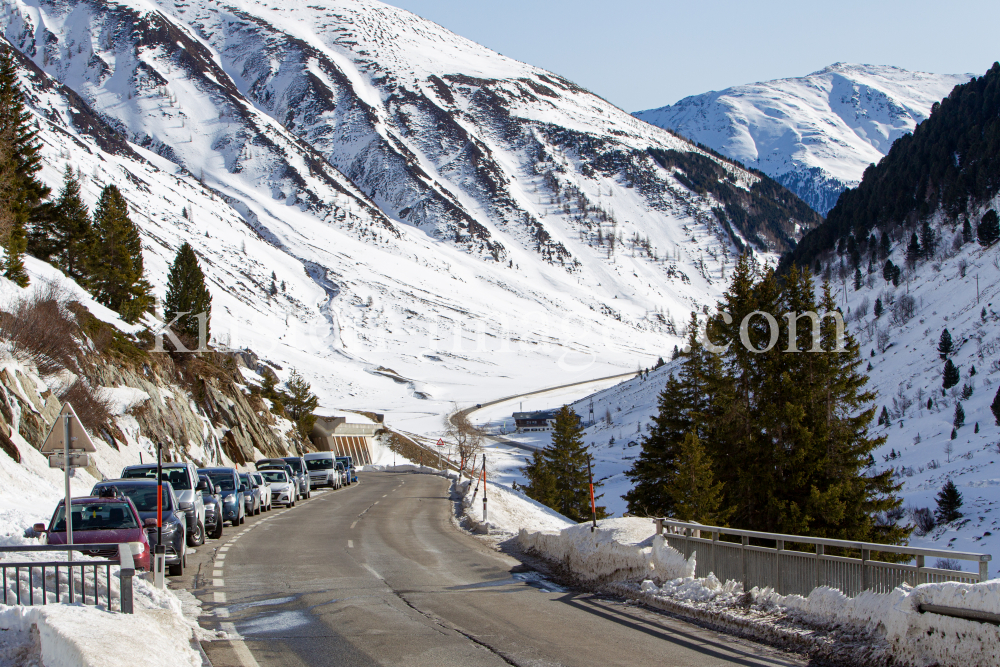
457, 477, 574, 536
517, 518, 694, 582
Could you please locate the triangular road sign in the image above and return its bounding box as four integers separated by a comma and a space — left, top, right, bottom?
40, 403, 97, 453
436, 439, 444, 447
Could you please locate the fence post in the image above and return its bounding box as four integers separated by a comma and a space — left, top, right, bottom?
684, 526, 690, 560
712, 531, 718, 577
654, 518, 663, 536
741, 535, 749, 593
980, 556, 990, 583
915, 554, 924, 586
861, 547, 870, 593
815, 544, 824, 590
118, 543, 135, 614
775, 540, 784, 595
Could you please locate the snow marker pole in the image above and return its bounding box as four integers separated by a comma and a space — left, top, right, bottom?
587, 455, 597, 533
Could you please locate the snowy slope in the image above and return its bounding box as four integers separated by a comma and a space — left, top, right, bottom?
0, 0, 821, 443
635, 64, 970, 215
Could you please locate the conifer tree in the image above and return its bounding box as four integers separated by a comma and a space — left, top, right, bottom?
935, 480, 963, 523
937, 328, 953, 359
0, 47, 49, 287
163, 242, 212, 344
882, 259, 895, 283
954, 402, 965, 429
88, 185, 153, 323
906, 232, 921, 267
878, 406, 889, 426
874, 297, 883, 318
879, 233, 891, 259
524, 405, 606, 521
962, 218, 973, 244
853, 267, 862, 290
979, 210, 1000, 247
992, 386, 1000, 426
284, 370, 318, 440
28, 165, 92, 283
943, 359, 960, 389
919, 220, 936, 258
519, 448, 557, 508
664, 431, 728, 524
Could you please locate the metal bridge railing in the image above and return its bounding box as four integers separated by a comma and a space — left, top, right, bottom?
0, 543, 137, 613
654, 518, 991, 597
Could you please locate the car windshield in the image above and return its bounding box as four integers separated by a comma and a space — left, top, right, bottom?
261, 471, 288, 483
306, 458, 333, 470
122, 467, 191, 490
98, 485, 172, 512
51, 503, 138, 532
205, 472, 236, 491
282, 459, 303, 474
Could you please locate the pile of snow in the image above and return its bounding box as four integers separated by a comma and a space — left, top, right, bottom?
457, 477, 574, 536
517, 518, 694, 583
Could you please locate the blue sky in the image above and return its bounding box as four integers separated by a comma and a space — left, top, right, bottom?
386, 0, 1000, 112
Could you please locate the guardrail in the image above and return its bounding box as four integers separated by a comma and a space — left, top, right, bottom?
655, 518, 991, 597
0, 543, 136, 613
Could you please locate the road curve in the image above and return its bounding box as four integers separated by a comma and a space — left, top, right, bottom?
182, 472, 806, 667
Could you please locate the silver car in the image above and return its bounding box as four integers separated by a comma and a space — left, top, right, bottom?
251, 472, 272, 511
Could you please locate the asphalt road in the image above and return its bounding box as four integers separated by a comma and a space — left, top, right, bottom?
178, 472, 806, 667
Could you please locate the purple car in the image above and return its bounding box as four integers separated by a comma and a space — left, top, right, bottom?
36, 496, 152, 571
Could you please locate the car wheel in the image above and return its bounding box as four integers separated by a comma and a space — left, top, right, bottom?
168, 558, 183, 577
211, 519, 223, 539
194, 520, 206, 547
255, 503, 261, 516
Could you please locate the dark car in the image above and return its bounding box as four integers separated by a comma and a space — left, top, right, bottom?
257, 458, 310, 500
198, 467, 246, 526
120, 462, 206, 547
336, 457, 353, 485
200, 475, 224, 539
37, 495, 152, 571
92, 480, 187, 576
238, 472, 262, 516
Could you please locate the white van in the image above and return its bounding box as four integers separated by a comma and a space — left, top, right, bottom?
304, 452, 341, 489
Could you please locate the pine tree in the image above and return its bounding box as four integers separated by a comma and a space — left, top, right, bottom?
88, 185, 153, 323
163, 242, 212, 344
284, 370, 318, 440
943, 359, 960, 389
0, 47, 49, 287
853, 267, 862, 290
935, 480, 963, 523
991, 386, 1000, 426
954, 402, 965, 429
528, 405, 606, 521
919, 220, 936, 259
878, 406, 889, 426
664, 431, 728, 524
974, 422, 979, 433
963, 218, 973, 244
874, 297, 883, 318
28, 165, 92, 283
979, 210, 1000, 247
882, 259, 896, 283
937, 328, 953, 359
906, 232, 921, 267
927, 398, 933, 410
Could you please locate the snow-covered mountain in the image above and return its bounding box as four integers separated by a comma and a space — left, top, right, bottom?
0, 0, 818, 435
635, 64, 971, 215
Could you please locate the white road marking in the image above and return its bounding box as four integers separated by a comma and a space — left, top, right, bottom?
213, 592, 227, 603
348, 540, 354, 548
362, 564, 383, 580
350, 521, 357, 529
217, 554, 226, 560
232, 638, 262, 667
215, 607, 230, 618
374, 501, 378, 505
214, 578, 225, 587
382, 494, 387, 498
220, 546, 229, 552
213, 570, 223, 577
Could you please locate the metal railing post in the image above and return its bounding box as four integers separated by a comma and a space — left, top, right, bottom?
684, 527, 690, 560
980, 556, 990, 583
815, 544, 824, 590
916, 554, 924, 586
861, 547, 870, 593
775, 540, 784, 594
741, 535, 749, 592
712, 531, 719, 577
118, 543, 135, 614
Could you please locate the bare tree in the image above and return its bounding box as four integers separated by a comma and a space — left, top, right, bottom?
445, 408, 485, 474
877, 328, 892, 354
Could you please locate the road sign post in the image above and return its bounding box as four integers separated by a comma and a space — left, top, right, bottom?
40, 403, 97, 563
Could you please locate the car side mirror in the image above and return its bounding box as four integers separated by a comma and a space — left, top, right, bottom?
240, 484, 248, 492
196, 480, 207, 491
32, 523, 47, 533
143, 518, 158, 528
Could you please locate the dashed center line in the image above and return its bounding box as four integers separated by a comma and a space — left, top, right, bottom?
214, 578, 225, 587
350, 521, 357, 529
213, 592, 227, 603
348, 540, 354, 548
213, 570, 223, 577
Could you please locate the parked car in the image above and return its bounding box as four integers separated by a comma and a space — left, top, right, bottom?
238, 472, 262, 516
198, 467, 246, 526
259, 469, 296, 506
35, 493, 151, 571
120, 462, 206, 547
199, 475, 224, 539
257, 458, 310, 500
336, 457, 353, 485
304, 452, 341, 489
91, 480, 187, 576
335, 461, 349, 487
250, 472, 272, 511
256, 461, 297, 497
